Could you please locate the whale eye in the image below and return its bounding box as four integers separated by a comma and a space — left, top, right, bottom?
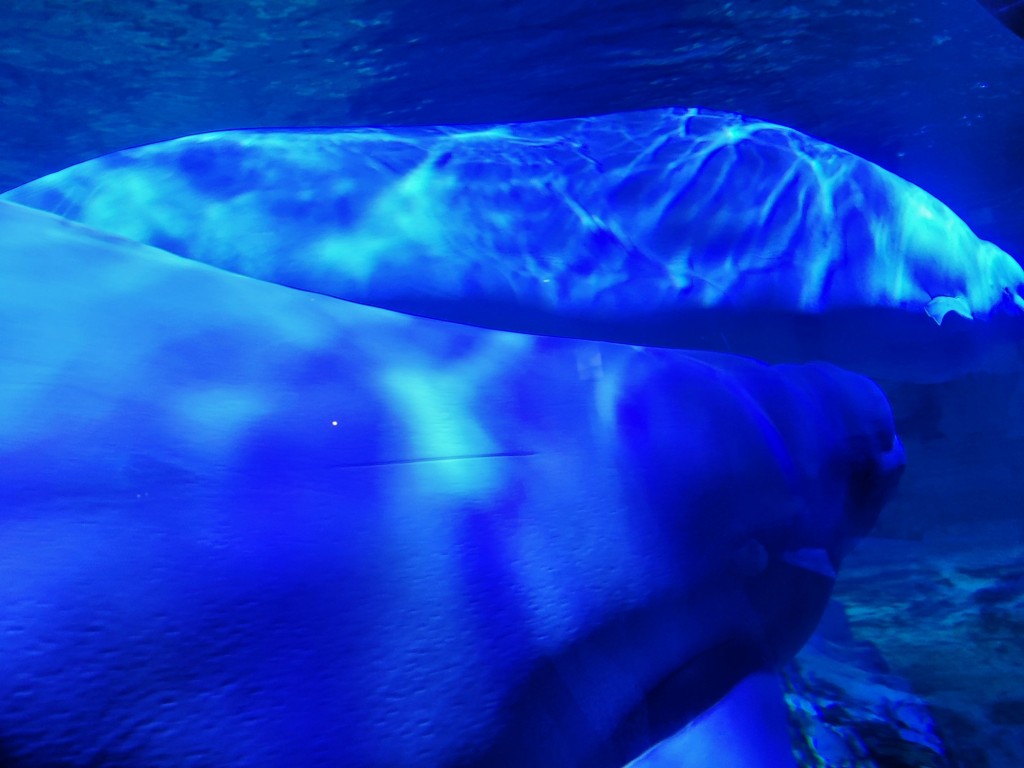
732, 537, 769, 577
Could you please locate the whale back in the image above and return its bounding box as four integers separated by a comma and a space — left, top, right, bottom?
5, 108, 1023, 381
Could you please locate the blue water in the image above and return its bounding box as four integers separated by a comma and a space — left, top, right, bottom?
3, 2, 1024, 766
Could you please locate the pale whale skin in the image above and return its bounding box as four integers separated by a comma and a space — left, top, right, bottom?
0, 202, 904, 766
5, 107, 1022, 382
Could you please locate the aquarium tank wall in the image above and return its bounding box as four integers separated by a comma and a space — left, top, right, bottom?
1, 1, 1023, 766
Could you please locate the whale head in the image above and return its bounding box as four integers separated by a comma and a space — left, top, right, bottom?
737, 360, 906, 663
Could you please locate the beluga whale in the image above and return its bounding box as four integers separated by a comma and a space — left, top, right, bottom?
0, 200, 905, 766
6, 107, 1023, 383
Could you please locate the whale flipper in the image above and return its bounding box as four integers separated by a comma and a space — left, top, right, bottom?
626, 673, 796, 767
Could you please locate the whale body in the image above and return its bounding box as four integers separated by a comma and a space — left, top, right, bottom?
5, 107, 1022, 382
0, 201, 904, 766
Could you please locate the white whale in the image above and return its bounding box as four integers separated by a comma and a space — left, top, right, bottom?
0, 201, 903, 766
5, 107, 1022, 382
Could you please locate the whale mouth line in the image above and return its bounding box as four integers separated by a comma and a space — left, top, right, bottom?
329, 450, 538, 468
781, 547, 837, 580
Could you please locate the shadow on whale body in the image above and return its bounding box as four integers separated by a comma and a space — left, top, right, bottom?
977, 0, 1024, 38
0, 202, 904, 766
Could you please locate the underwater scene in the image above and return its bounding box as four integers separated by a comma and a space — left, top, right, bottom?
2, 1, 1024, 766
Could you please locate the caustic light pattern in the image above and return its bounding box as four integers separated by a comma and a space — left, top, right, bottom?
6, 107, 1023, 381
